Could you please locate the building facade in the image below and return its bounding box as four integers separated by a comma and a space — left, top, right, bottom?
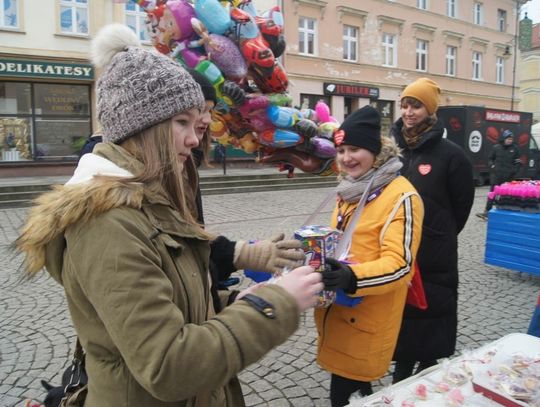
0, 0, 532, 175
280, 0, 528, 135
0, 0, 151, 175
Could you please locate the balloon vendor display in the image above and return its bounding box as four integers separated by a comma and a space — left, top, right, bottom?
129, 0, 338, 176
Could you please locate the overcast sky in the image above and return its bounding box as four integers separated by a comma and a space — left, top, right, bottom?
522, 0, 540, 24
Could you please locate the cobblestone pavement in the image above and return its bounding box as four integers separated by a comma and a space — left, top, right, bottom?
1, 186, 539, 406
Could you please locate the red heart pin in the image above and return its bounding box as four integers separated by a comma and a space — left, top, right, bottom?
418, 164, 432, 175
334, 130, 345, 146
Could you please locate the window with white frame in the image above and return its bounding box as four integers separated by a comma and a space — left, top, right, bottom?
59, 0, 89, 35
416, 39, 428, 71
382, 33, 397, 67
497, 9, 507, 32
496, 57, 505, 84
0, 0, 19, 29
299, 17, 317, 56
472, 51, 482, 80
446, 46, 457, 76
447, 0, 457, 18
417, 0, 427, 10
125, 3, 149, 42
343, 25, 358, 61
473, 2, 483, 25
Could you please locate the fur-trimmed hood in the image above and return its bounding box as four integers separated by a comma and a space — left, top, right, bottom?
16, 144, 151, 283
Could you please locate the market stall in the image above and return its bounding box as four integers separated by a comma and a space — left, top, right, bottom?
350, 333, 540, 406
484, 181, 540, 276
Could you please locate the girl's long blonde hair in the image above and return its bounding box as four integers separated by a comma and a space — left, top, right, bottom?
121, 120, 209, 235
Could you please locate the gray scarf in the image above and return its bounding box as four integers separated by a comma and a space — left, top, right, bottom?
336, 157, 403, 203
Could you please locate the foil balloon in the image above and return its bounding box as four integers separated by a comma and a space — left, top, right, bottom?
318, 121, 340, 139
256, 15, 285, 57
261, 6, 283, 28
267, 93, 293, 106
260, 148, 334, 175
246, 109, 274, 132
267, 106, 303, 128
250, 61, 288, 93
145, 0, 196, 55
259, 129, 303, 148
194, 0, 231, 35
206, 34, 247, 81
221, 80, 246, 107
231, 8, 275, 75
315, 101, 331, 123
310, 137, 336, 158
239, 133, 259, 153
231, 7, 259, 40
293, 119, 319, 139
194, 60, 224, 95
190, 18, 247, 82
238, 94, 270, 116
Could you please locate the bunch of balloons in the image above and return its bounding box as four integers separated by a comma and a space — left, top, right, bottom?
130, 0, 338, 175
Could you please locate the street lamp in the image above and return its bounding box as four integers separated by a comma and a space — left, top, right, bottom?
503, 41, 517, 111
507, 1, 527, 111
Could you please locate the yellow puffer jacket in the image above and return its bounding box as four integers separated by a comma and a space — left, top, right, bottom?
315, 176, 424, 381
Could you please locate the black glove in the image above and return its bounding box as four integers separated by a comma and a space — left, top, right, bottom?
322, 258, 357, 294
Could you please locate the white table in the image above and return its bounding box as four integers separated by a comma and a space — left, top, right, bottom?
348, 333, 540, 406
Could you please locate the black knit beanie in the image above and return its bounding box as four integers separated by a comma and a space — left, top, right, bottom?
188, 69, 217, 104
334, 106, 381, 155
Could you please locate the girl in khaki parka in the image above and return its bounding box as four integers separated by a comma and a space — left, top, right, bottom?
16, 24, 323, 407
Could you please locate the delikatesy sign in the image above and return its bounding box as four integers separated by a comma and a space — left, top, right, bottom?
0, 58, 93, 80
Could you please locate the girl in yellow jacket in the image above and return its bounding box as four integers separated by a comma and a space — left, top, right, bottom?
316, 106, 424, 406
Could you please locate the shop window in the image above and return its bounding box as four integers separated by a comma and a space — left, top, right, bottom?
299, 94, 330, 111
0, 0, 19, 29
34, 118, 90, 160
0, 82, 31, 114
0, 118, 32, 161
0, 81, 91, 162
33, 83, 90, 116
125, 3, 149, 43
59, 0, 89, 35
370, 100, 394, 137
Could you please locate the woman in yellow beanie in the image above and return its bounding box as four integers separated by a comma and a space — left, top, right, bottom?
390, 78, 475, 382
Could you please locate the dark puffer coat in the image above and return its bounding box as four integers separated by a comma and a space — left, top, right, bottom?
488, 136, 521, 186
391, 118, 475, 361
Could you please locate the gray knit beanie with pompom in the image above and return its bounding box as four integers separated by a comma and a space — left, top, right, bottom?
91, 24, 205, 144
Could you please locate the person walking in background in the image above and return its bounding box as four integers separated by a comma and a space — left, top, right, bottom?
15, 24, 323, 406
476, 129, 521, 220
316, 106, 424, 406
390, 78, 475, 383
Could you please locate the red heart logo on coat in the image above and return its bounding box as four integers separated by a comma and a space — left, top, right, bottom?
418, 164, 432, 175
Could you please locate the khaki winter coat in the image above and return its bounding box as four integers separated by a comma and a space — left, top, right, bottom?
17, 143, 299, 406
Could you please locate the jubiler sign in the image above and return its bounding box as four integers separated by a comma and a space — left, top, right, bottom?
0, 58, 93, 80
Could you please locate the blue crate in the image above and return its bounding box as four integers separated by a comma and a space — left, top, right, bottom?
485, 209, 540, 275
